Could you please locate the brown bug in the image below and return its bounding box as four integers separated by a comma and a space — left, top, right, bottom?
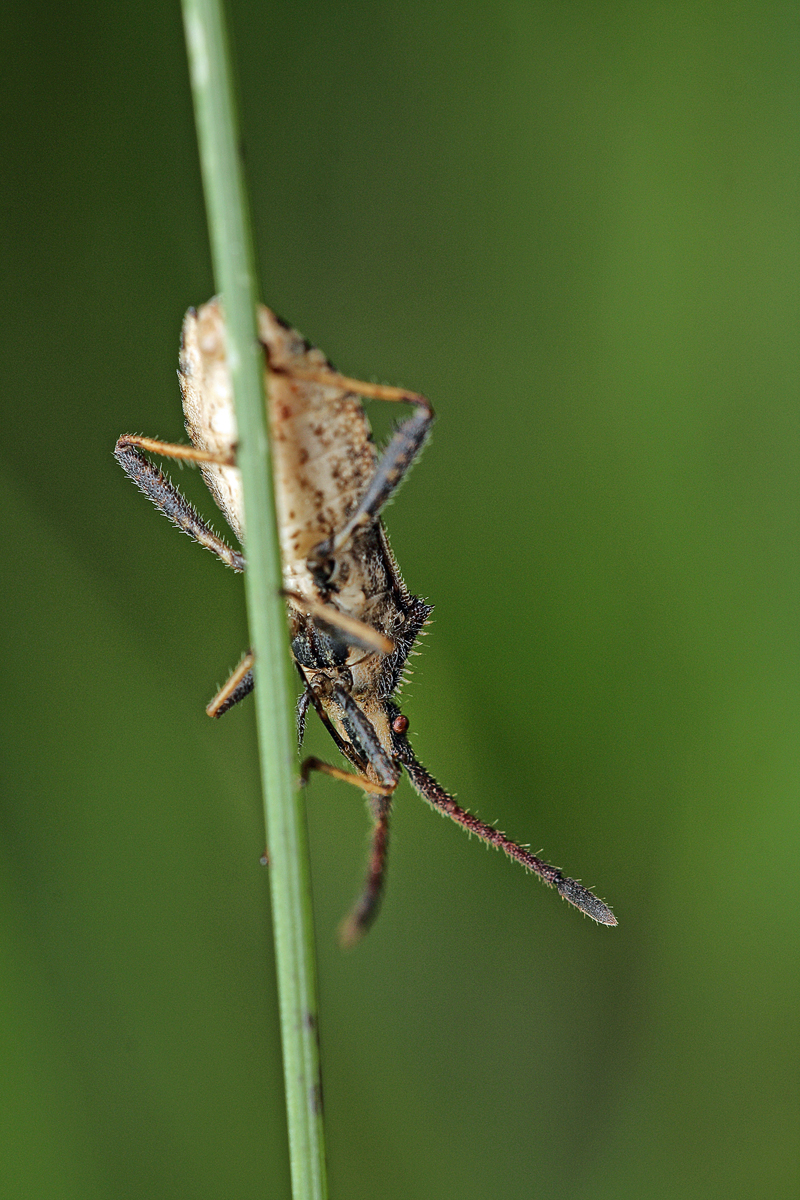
115, 299, 616, 942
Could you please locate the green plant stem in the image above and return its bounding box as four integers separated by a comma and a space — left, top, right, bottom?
181, 3, 328, 1197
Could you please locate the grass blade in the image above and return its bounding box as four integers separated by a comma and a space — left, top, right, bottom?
181, 3, 329, 1196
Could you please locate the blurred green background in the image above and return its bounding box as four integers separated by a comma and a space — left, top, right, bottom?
1, 2, 797, 1197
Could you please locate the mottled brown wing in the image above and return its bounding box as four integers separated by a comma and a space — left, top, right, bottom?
178, 299, 378, 601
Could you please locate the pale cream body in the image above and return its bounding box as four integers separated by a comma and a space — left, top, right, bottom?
178, 298, 405, 770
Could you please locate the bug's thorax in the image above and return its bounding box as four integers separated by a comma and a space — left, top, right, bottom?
302, 657, 399, 784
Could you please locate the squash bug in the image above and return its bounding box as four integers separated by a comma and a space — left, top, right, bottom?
115, 299, 616, 942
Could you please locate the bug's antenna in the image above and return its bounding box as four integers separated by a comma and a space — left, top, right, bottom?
391, 723, 617, 926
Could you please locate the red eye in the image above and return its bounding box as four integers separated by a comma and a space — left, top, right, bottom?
392, 714, 409, 734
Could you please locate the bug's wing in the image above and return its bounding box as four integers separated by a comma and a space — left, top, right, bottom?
256, 305, 378, 598
180, 298, 379, 601
179, 301, 246, 545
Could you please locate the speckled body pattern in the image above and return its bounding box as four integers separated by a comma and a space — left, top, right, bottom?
116, 300, 616, 937
180, 299, 430, 782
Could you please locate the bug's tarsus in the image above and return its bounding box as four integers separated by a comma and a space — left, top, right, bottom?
296, 688, 311, 745
305, 545, 336, 595
552, 876, 617, 926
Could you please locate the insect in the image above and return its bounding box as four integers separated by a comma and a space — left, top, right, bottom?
115, 298, 616, 942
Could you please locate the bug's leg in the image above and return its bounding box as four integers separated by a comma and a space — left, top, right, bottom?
296, 687, 312, 746
115, 437, 244, 572
206, 651, 255, 718
303, 680, 401, 944
283, 590, 394, 656
116, 434, 236, 468
301, 756, 393, 796
302, 757, 395, 947
328, 683, 401, 944
339, 802, 392, 948
390, 711, 617, 927
270, 364, 434, 560
207, 601, 395, 725
331, 684, 399, 787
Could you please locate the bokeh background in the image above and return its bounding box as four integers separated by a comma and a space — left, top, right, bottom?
1, 2, 797, 1197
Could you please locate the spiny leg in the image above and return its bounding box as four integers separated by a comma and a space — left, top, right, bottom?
302, 683, 402, 942
391, 719, 617, 926
115, 437, 244, 572
269, 363, 434, 562
302, 682, 367, 771
206, 652, 255, 718
302, 756, 395, 947
330, 683, 400, 789
326, 686, 401, 944
339, 804, 391, 948
329, 400, 431, 556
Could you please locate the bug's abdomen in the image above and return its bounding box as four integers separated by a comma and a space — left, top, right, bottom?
179, 300, 379, 598
257, 307, 378, 596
